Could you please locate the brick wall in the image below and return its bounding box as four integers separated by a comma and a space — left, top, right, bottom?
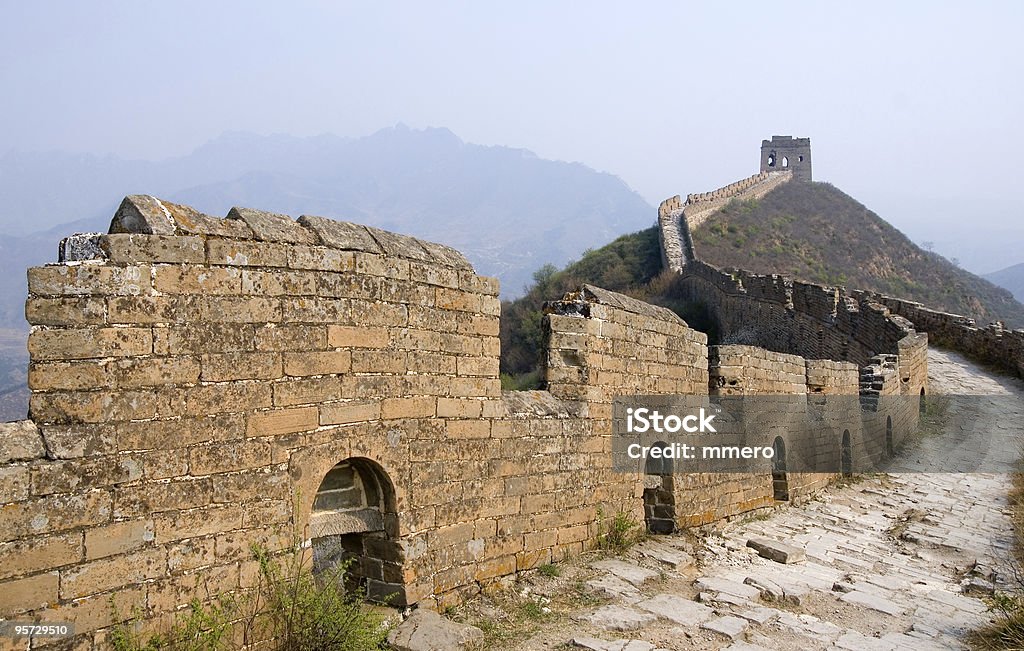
0, 197, 718, 645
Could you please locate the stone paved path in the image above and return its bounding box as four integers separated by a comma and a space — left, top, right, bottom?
511, 348, 1024, 650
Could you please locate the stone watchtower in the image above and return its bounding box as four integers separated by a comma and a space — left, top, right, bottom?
760, 136, 812, 182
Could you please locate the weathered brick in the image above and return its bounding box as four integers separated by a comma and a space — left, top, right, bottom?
189, 439, 272, 475
84, 519, 155, 560
446, 420, 489, 438
457, 356, 499, 377
351, 350, 406, 373
212, 468, 291, 503
154, 505, 246, 543
113, 478, 213, 518
435, 287, 481, 313
38, 425, 114, 460
247, 407, 318, 437
227, 207, 317, 245
327, 325, 389, 348
28, 327, 152, 360
282, 296, 351, 323
255, 324, 327, 351
241, 268, 317, 295
100, 234, 205, 264
166, 537, 217, 573
28, 360, 113, 391
0, 534, 83, 580
286, 245, 356, 272
272, 376, 343, 407
408, 262, 459, 289
319, 401, 381, 425
354, 253, 409, 280
153, 264, 241, 294
30, 389, 170, 424
381, 397, 435, 420
28, 264, 151, 297
107, 295, 194, 324
207, 239, 289, 267
437, 398, 483, 419
0, 421, 43, 462
182, 382, 273, 416
31, 456, 143, 495
199, 296, 281, 322
26, 296, 107, 326
112, 356, 201, 387
317, 273, 381, 300
0, 572, 59, 613
0, 466, 30, 502
201, 352, 282, 381
0, 491, 111, 539
283, 350, 351, 376
141, 449, 190, 479
296, 216, 381, 253
60, 548, 165, 599
115, 414, 243, 451
349, 300, 407, 326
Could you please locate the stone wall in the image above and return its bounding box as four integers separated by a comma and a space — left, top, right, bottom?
683, 171, 793, 231
864, 295, 1024, 380
0, 196, 720, 645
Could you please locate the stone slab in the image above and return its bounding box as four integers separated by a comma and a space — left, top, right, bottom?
701, 615, 748, 640
387, 609, 483, 651
591, 560, 659, 588
636, 594, 713, 625
584, 605, 657, 631
746, 537, 806, 564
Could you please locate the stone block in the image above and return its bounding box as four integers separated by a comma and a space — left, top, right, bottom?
60, 547, 165, 599
0, 466, 30, 502
386, 608, 483, 651
189, 439, 272, 475
320, 401, 381, 425
0, 572, 59, 613
255, 324, 327, 351
381, 397, 436, 419
108, 195, 176, 235
283, 350, 352, 376
296, 216, 381, 252
201, 352, 281, 381
207, 239, 289, 268
31, 456, 143, 495
28, 264, 150, 297
26, 296, 107, 326
286, 245, 356, 272
153, 264, 241, 295
584, 605, 657, 631
100, 234, 205, 264
636, 594, 714, 625
247, 407, 319, 437
328, 324, 389, 348
746, 537, 806, 564
227, 207, 317, 244
0, 420, 45, 462
84, 519, 155, 560
0, 533, 83, 580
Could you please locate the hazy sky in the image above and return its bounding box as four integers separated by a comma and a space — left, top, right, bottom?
2, 1, 1022, 272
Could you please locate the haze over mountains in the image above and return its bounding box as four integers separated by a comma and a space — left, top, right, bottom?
0, 125, 654, 330
985, 263, 1024, 303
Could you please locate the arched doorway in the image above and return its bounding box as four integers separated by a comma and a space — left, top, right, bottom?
886, 416, 894, 456
841, 430, 853, 477
771, 437, 789, 501
643, 441, 675, 534
309, 458, 404, 604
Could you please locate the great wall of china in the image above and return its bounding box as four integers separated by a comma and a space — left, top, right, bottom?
2, 141, 1024, 647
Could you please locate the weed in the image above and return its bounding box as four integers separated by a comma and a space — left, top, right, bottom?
596, 508, 644, 553
538, 563, 561, 578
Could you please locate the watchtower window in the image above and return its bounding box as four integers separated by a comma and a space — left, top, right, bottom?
798, 155, 804, 162
781, 156, 789, 168
767, 151, 777, 167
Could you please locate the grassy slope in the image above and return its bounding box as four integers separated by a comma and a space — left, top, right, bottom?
690, 181, 1024, 327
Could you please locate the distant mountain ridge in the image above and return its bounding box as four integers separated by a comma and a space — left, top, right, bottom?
985, 263, 1024, 303
0, 125, 654, 330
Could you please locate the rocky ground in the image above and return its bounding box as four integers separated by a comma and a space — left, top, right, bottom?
416, 348, 1024, 651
